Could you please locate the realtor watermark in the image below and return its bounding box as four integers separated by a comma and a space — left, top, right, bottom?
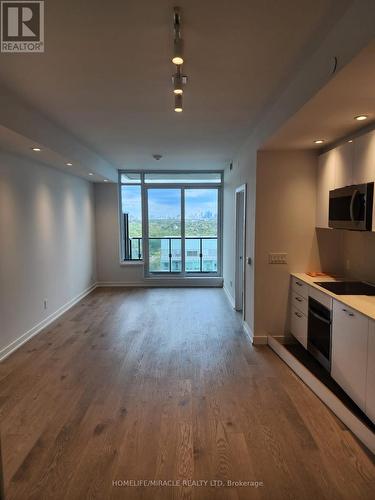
112, 479, 264, 488
1, 0, 44, 52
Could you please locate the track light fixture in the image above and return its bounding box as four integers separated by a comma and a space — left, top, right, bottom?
171, 7, 187, 112
172, 7, 183, 65
173, 66, 183, 95
174, 94, 183, 113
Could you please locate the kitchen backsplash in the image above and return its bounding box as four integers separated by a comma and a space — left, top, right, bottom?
316, 228, 375, 283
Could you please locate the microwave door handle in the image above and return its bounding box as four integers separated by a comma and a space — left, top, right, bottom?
309, 308, 331, 325
350, 189, 359, 221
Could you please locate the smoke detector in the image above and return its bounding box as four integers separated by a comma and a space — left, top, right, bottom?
152, 154, 163, 161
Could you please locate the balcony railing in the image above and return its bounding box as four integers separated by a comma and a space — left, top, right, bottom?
124, 236, 218, 273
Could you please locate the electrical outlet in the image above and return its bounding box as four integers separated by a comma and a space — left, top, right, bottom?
269, 253, 287, 264
43, 299, 48, 310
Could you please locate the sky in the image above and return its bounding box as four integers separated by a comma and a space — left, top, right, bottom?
122, 187, 218, 220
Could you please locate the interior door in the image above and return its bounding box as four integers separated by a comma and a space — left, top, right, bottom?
146, 188, 182, 273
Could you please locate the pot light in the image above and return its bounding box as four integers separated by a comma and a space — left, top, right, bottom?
348, 139, 353, 143
314, 140, 324, 144
66, 162, 73, 166
174, 94, 183, 112
104, 179, 108, 182
355, 115, 368, 121
89, 173, 93, 176
31, 147, 41, 152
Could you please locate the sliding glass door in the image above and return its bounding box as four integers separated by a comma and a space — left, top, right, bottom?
185, 189, 218, 273
147, 188, 182, 273
145, 187, 219, 275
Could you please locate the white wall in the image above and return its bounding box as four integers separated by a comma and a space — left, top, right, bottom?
0, 153, 96, 358
254, 151, 342, 338
94, 183, 144, 284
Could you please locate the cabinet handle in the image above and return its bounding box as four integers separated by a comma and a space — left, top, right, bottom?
342, 308, 355, 317
295, 297, 303, 302
294, 312, 303, 318
295, 282, 303, 287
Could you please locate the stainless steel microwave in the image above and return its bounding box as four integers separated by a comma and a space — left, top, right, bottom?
329, 182, 374, 231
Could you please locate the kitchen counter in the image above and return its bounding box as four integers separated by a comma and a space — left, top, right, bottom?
291, 273, 375, 321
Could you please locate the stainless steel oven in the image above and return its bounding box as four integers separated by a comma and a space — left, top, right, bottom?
307, 297, 332, 371
329, 182, 373, 231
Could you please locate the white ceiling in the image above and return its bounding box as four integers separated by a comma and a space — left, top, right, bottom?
0, 0, 351, 176
263, 40, 375, 150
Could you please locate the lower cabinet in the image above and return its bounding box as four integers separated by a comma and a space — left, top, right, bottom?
366, 321, 375, 421
331, 300, 369, 410
290, 305, 307, 348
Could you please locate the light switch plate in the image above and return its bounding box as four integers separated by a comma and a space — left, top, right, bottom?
269, 253, 287, 264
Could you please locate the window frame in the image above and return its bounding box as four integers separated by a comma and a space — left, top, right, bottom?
118, 170, 223, 277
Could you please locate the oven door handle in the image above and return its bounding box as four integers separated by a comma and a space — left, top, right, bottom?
309, 308, 331, 325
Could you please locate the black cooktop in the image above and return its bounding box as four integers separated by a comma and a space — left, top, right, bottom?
315, 281, 375, 296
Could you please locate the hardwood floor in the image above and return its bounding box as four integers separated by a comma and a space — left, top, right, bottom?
0, 287, 374, 499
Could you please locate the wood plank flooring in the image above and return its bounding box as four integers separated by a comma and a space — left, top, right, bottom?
0, 287, 374, 499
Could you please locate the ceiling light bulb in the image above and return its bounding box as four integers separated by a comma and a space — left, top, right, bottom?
66, 162, 73, 166
31, 147, 41, 152
89, 173, 93, 176
174, 94, 183, 112
172, 38, 184, 65
314, 140, 324, 144
104, 179, 108, 182
355, 115, 368, 121
348, 139, 353, 143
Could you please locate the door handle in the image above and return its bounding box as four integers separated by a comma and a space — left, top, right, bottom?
309, 308, 331, 325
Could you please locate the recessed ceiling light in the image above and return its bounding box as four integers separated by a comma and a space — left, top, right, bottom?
31, 147, 41, 152
66, 162, 73, 166
89, 173, 93, 176
354, 115, 368, 121
314, 140, 324, 144
104, 179, 108, 182
348, 139, 353, 143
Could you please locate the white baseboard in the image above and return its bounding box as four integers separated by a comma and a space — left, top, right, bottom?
268, 335, 375, 455
242, 321, 268, 346
223, 286, 235, 308
252, 335, 268, 345
97, 279, 223, 288
0, 283, 97, 362
242, 320, 253, 342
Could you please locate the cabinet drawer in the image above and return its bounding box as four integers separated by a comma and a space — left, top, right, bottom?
290, 306, 307, 348
291, 277, 308, 299
292, 291, 308, 315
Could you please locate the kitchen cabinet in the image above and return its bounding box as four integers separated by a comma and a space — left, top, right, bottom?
290, 277, 308, 348
353, 130, 375, 232
290, 306, 308, 348
331, 300, 369, 410
353, 130, 375, 184
334, 142, 354, 189
365, 320, 375, 422
316, 150, 335, 228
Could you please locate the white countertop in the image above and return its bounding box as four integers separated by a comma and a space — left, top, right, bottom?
291, 273, 375, 321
